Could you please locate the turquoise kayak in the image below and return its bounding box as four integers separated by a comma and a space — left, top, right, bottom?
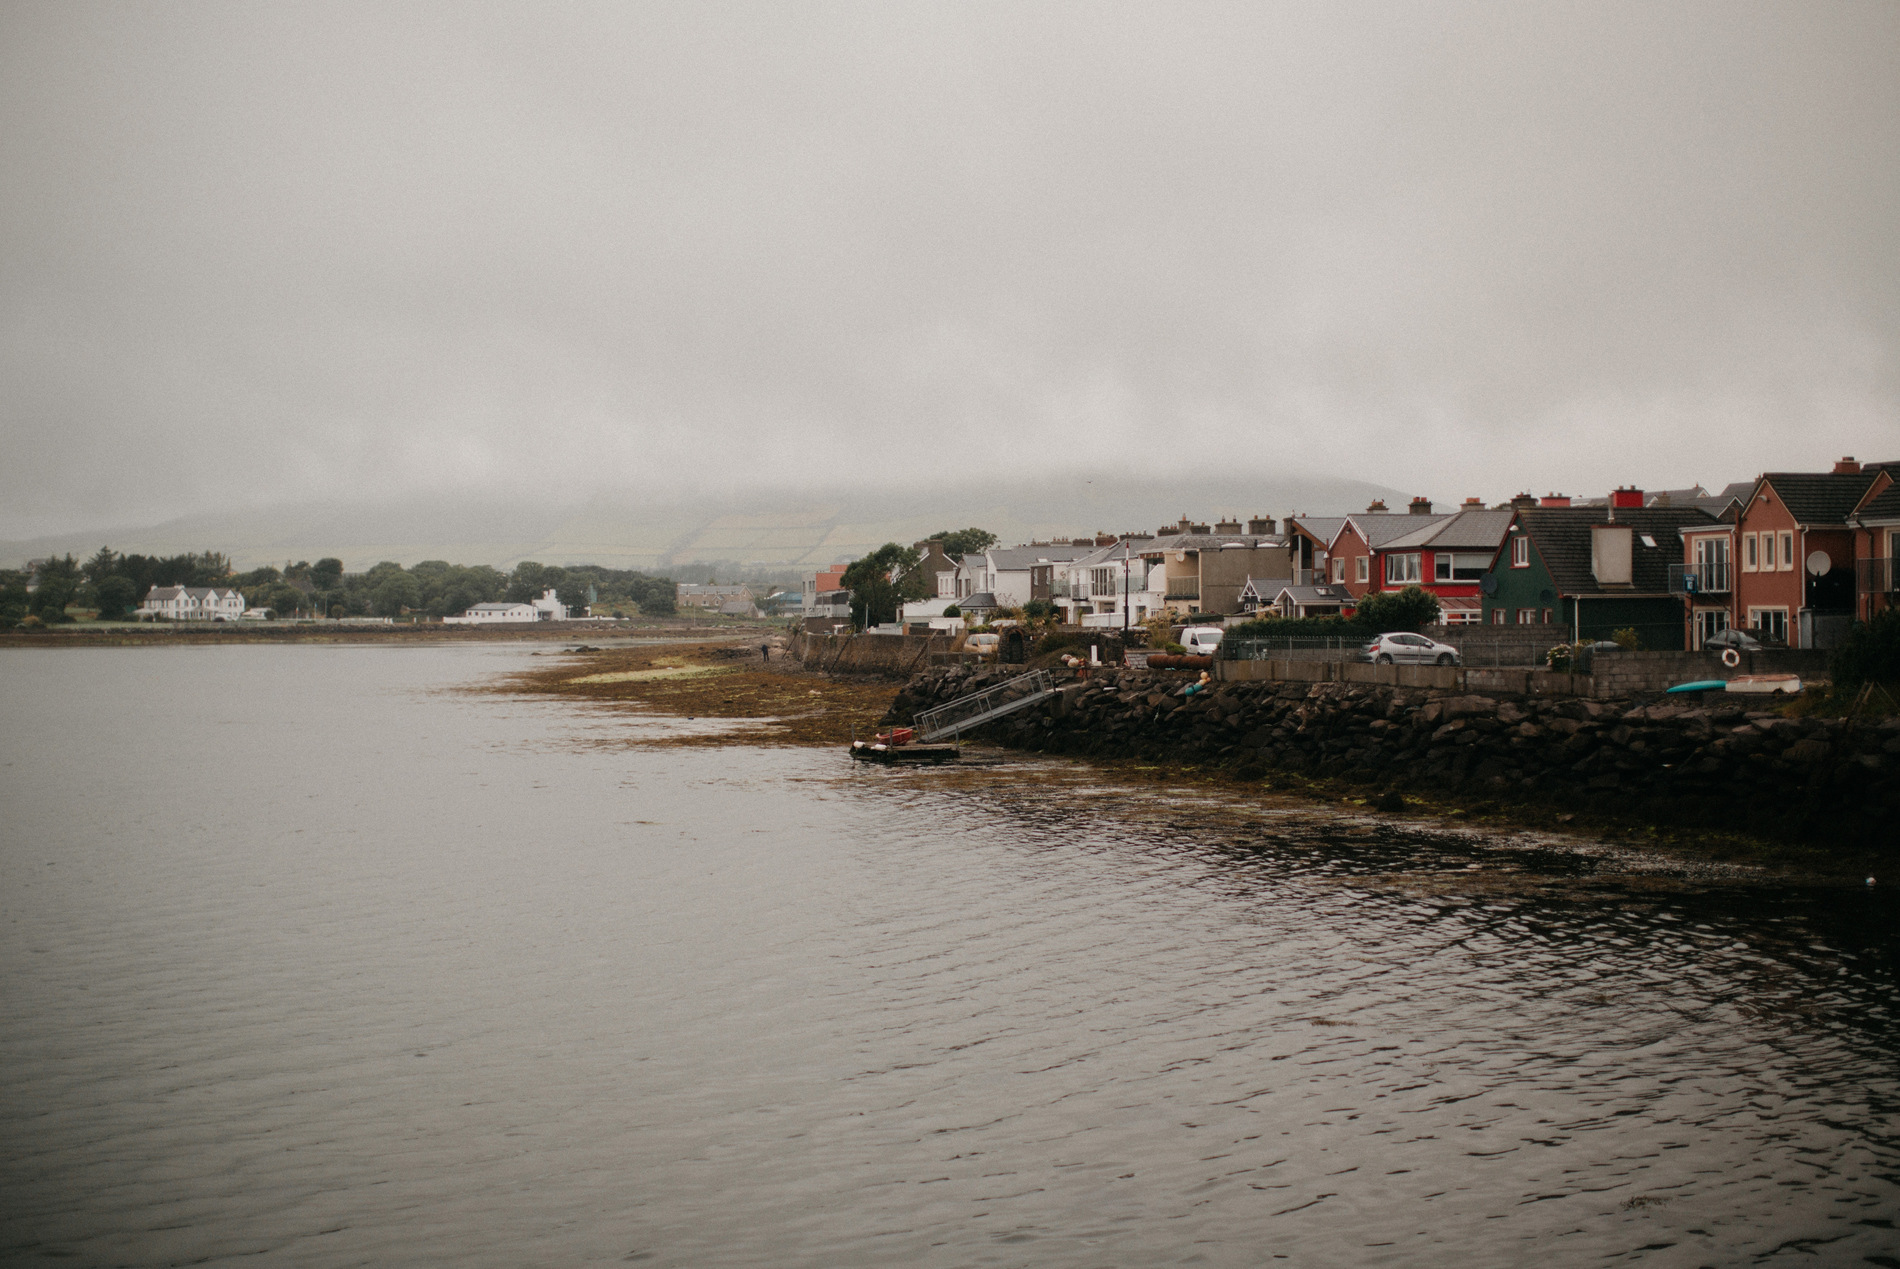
1667, 679, 1728, 694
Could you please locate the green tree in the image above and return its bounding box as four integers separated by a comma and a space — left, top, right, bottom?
842, 543, 925, 628
1831, 607, 1900, 690
927, 528, 999, 561
310, 558, 345, 590
370, 572, 421, 617
639, 587, 677, 617
1354, 585, 1440, 633
93, 575, 139, 620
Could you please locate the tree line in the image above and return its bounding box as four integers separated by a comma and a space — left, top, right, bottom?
0, 550, 681, 625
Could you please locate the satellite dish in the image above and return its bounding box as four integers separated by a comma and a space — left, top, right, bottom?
1479, 573, 1498, 596
1806, 550, 1831, 576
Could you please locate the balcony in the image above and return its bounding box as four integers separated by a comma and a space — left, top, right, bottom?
1163, 580, 1200, 601
1667, 561, 1731, 595
1857, 557, 1898, 595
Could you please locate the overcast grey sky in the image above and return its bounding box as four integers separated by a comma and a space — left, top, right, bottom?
3, 1, 1896, 539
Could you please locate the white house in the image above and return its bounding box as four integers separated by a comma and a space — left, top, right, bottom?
445, 589, 567, 624
137, 586, 247, 621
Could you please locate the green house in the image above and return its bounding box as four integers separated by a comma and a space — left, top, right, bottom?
1483, 506, 1719, 650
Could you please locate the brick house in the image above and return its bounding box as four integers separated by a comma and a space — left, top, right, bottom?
1727, 459, 1898, 648
1315, 499, 1452, 603
1849, 478, 1900, 621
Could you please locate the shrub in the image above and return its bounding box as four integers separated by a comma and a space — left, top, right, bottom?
1831, 607, 1900, 689
942, 604, 960, 618
1612, 627, 1644, 651
1355, 585, 1440, 633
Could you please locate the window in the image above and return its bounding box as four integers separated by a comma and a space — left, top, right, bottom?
1748, 607, 1788, 644
1694, 609, 1729, 648
1744, 533, 1758, 572
1445, 610, 1481, 624
1331, 557, 1345, 583
1384, 553, 1421, 585
1355, 557, 1369, 584
1516, 608, 1534, 624
1434, 553, 1492, 582
1761, 533, 1775, 570
1542, 609, 1553, 624
1490, 609, 1505, 625
1511, 535, 1530, 568
1778, 531, 1794, 571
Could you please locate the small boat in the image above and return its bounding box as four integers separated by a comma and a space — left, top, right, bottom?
849, 739, 961, 763
1667, 679, 1729, 694
1725, 674, 1802, 695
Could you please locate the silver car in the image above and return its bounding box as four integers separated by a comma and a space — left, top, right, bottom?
1358, 632, 1462, 666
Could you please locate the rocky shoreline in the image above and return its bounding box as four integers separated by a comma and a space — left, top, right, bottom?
884, 664, 1900, 857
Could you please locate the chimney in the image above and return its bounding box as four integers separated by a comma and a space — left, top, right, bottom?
1408, 497, 1434, 515
1834, 456, 1862, 474
1094, 534, 1117, 546
1246, 516, 1275, 535
1214, 518, 1242, 534
1366, 499, 1388, 513
1069, 538, 1093, 547
1539, 493, 1571, 507
1610, 486, 1644, 508
1510, 492, 1537, 510
1189, 522, 1211, 535
1461, 497, 1483, 509
1177, 516, 1194, 533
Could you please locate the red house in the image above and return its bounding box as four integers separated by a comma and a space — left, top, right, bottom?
1364, 504, 1517, 624
1725, 459, 1898, 647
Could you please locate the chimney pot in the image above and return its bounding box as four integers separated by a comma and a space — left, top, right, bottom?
1834, 456, 1862, 474
1408, 497, 1434, 515
1461, 497, 1483, 509
1366, 499, 1388, 513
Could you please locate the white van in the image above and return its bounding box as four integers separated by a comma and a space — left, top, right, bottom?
1181, 626, 1224, 656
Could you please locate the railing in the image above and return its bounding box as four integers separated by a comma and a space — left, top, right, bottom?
1163, 581, 1200, 601
1222, 636, 1364, 660
1856, 557, 1897, 594
1667, 561, 1732, 594
911, 670, 1057, 741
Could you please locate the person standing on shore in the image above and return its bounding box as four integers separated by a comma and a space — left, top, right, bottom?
760, 643, 770, 663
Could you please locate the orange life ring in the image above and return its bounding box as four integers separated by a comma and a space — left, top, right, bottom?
1721, 647, 1741, 668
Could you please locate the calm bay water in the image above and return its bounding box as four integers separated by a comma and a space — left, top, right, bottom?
2, 643, 1897, 1267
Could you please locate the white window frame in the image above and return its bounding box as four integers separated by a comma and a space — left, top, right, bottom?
1331, 557, 1345, 583
1743, 533, 1758, 572
1747, 606, 1788, 643
1694, 608, 1729, 648
1511, 535, 1529, 568
1355, 556, 1369, 584
1516, 608, 1534, 624
1778, 531, 1794, 571
1384, 553, 1421, 585
1490, 609, 1505, 625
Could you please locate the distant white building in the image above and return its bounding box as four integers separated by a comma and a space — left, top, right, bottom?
137, 586, 246, 621
444, 588, 567, 624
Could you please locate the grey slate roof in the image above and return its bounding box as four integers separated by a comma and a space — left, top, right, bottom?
1287, 516, 1346, 545
1341, 513, 1451, 549
985, 544, 1098, 570
1379, 509, 1517, 552
1756, 471, 1888, 526
1852, 481, 1900, 523
1271, 583, 1351, 606
1514, 506, 1719, 597
960, 591, 998, 609
1137, 533, 1286, 555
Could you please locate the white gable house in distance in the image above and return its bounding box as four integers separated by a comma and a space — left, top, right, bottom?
136, 586, 247, 621
444, 588, 568, 625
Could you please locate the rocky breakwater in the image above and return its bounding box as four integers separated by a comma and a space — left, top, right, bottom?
884, 665, 1900, 850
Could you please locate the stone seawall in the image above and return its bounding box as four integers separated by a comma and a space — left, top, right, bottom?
885, 665, 1899, 848
791, 630, 959, 677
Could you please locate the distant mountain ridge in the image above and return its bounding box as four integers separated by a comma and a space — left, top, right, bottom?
2, 475, 1409, 573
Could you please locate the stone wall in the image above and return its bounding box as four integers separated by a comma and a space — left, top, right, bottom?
1588, 649, 1830, 698
883, 664, 1897, 847
791, 631, 958, 677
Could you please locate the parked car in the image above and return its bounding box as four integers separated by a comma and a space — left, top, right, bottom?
1357, 632, 1462, 666
1180, 626, 1225, 657
964, 632, 1001, 660
1702, 628, 1764, 653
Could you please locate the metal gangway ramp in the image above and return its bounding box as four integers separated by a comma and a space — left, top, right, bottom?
912, 669, 1057, 741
